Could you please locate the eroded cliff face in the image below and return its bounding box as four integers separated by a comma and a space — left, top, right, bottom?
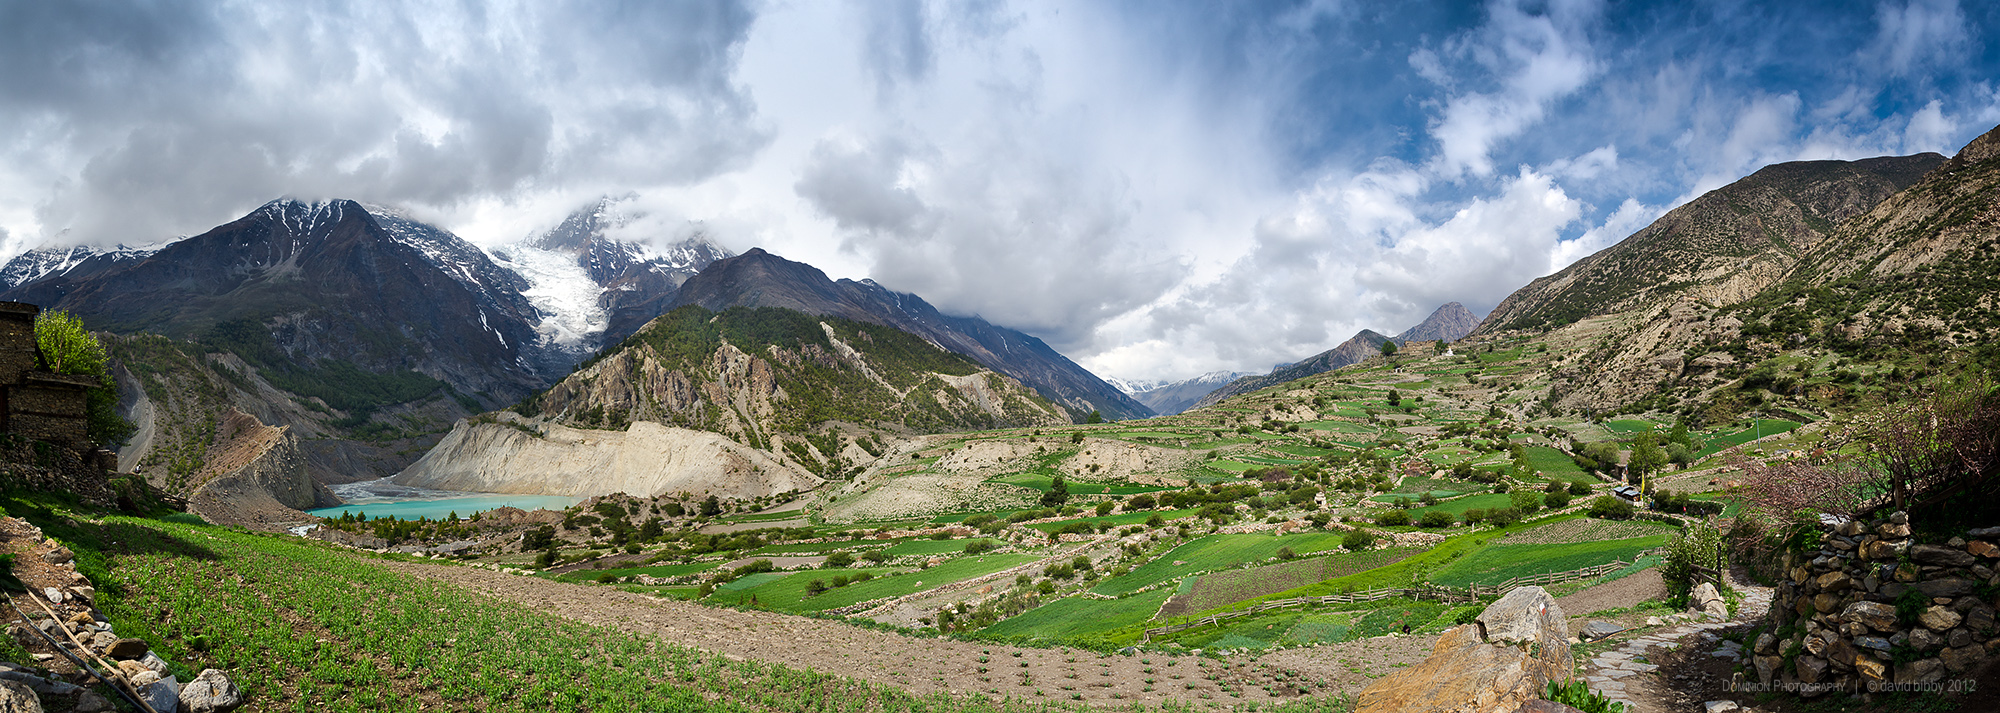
392, 413, 823, 500
187, 410, 336, 528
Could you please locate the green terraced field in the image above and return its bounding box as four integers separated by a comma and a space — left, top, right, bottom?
1522, 446, 1592, 483
1023, 508, 1201, 534
1403, 492, 1515, 518
977, 587, 1173, 645
988, 472, 1173, 495
711, 554, 1038, 611
1089, 532, 1347, 596
553, 560, 720, 583
1694, 419, 1803, 458
1427, 535, 1666, 588
884, 538, 1006, 555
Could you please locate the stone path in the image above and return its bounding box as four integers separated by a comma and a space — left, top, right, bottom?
1580, 570, 1774, 712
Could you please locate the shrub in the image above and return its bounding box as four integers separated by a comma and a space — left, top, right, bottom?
1420, 510, 1456, 528
964, 540, 998, 555
1662, 520, 1726, 603
1510, 490, 1543, 514
1485, 507, 1522, 527
963, 514, 998, 528
1568, 482, 1592, 496
1377, 510, 1411, 526
805, 579, 828, 596
1126, 494, 1157, 510
823, 552, 856, 568
1545, 491, 1572, 509
1342, 529, 1377, 551
860, 550, 889, 563
1589, 496, 1634, 520
1094, 500, 1115, 516
1277, 546, 1297, 560
1462, 509, 1484, 524
1144, 514, 1164, 528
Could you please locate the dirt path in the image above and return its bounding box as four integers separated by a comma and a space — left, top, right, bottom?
1577, 566, 1775, 713
386, 559, 1430, 706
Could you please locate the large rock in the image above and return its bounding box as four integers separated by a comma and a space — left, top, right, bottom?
179, 669, 244, 713
1941, 645, 1986, 673
1843, 601, 1899, 632
1909, 545, 1975, 568
1358, 587, 1571, 713
142, 675, 180, 713
1915, 578, 1974, 598
1918, 606, 1962, 633
0, 680, 38, 713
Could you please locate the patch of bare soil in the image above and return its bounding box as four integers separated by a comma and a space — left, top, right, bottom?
387, 559, 1394, 706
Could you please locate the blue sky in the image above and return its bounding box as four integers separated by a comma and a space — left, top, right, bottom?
1, 0, 1996, 382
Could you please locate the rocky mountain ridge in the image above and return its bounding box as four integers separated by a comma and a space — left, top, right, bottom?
667, 248, 1152, 421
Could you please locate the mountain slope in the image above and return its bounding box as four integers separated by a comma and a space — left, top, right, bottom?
399, 304, 1068, 496
665, 248, 1151, 421
3, 199, 549, 403
1478, 153, 1946, 334
1496, 130, 1999, 416
1188, 302, 1480, 411
485, 198, 732, 366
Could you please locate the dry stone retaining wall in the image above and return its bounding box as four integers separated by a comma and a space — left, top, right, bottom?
1757, 511, 1998, 696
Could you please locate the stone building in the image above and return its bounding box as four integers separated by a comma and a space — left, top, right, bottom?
0, 301, 95, 449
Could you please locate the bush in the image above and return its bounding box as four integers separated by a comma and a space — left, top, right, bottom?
1485, 507, 1522, 527
1420, 510, 1455, 528
1545, 491, 1572, 509
1510, 490, 1542, 514
1462, 509, 1484, 524
823, 552, 856, 568
860, 550, 889, 563
805, 579, 827, 596
1568, 481, 1592, 496
1662, 520, 1726, 603
964, 540, 997, 555
1589, 496, 1634, 520
1342, 529, 1377, 551
1126, 494, 1157, 510
1377, 510, 1410, 526
963, 514, 998, 528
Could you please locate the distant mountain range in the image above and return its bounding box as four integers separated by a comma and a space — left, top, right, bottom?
1108, 371, 1252, 416
665, 248, 1152, 421
1187, 302, 1481, 411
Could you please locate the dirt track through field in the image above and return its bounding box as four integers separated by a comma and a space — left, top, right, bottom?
385, 559, 1437, 706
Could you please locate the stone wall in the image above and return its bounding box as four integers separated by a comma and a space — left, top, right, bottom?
1756, 511, 1998, 695
0, 302, 93, 450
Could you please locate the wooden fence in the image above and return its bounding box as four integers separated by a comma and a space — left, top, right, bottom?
1141, 548, 1662, 641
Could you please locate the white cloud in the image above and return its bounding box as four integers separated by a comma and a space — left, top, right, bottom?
1865, 0, 1972, 78
1425, 0, 1601, 178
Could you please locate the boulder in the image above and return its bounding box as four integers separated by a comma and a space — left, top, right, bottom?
106, 637, 151, 659
1910, 628, 1945, 650
142, 676, 180, 713
1853, 656, 1887, 684
1580, 621, 1625, 641
1796, 655, 1829, 684
1940, 645, 1986, 673
1919, 606, 1963, 633
73, 689, 113, 713
1860, 540, 1900, 560
0, 680, 38, 713
1753, 654, 1781, 683
1358, 587, 1572, 713
1814, 572, 1852, 593
1479, 587, 1571, 644
1947, 627, 1973, 649
1877, 523, 1912, 539
1968, 540, 1998, 558
1690, 582, 1721, 610
1910, 545, 1975, 568
179, 669, 244, 713
1916, 578, 1974, 599
1895, 657, 1945, 684
1843, 601, 1899, 632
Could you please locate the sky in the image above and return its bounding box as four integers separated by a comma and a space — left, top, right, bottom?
2, 0, 1998, 384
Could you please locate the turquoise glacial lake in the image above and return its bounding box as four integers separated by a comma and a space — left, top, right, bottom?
306, 479, 580, 520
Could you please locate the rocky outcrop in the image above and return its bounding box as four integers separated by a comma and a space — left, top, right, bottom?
187, 411, 335, 529
1761, 512, 1999, 697
393, 413, 823, 500
1356, 586, 1573, 713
